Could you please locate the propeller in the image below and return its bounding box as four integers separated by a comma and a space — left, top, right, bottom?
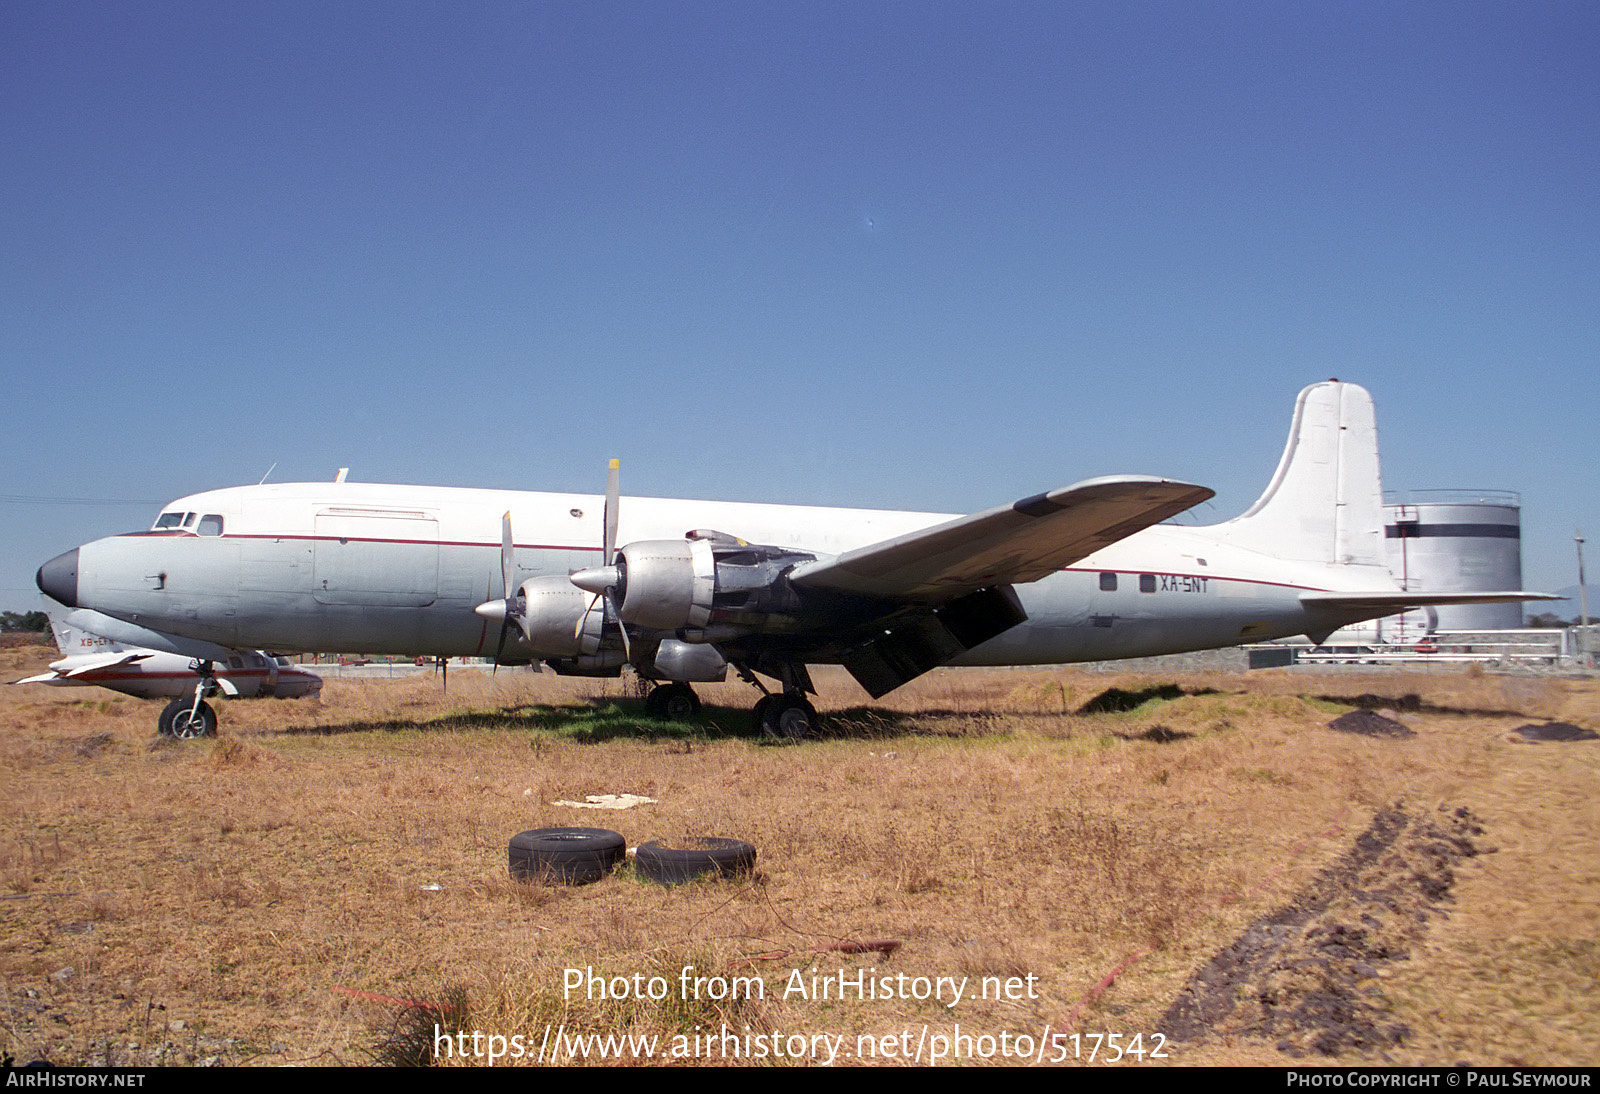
571, 459, 631, 661
472, 511, 523, 674
474, 463, 632, 668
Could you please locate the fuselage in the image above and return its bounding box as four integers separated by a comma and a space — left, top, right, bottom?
44, 480, 1391, 665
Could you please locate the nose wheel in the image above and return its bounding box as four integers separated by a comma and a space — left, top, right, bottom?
157, 663, 222, 738
158, 697, 217, 738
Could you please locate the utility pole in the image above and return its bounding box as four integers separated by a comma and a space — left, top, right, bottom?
1579, 530, 1592, 668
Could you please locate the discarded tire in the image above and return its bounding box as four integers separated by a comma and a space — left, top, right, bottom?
635, 837, 756, 887
508, 827, 626, 885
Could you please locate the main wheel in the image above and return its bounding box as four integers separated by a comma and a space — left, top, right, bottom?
760, 695, 817, 740
645, 683, 700, 721
508, 827, 626, 885
751, 694, 774, 734
158, 698, 217, 739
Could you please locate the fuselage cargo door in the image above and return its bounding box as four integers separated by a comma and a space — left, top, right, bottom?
312, 508, 440, 607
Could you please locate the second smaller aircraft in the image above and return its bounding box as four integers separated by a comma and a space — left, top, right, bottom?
12, 608, 322, 738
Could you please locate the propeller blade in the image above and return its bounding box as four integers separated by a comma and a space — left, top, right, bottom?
603, 458, 619, 566
493, 616, 511, 677
597, 459, 632, 664
500, 511, 515, 600
609, 595, 632, 661
574, 592, 600, 639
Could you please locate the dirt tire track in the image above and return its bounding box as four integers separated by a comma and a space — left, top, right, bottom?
1161, 802, 1484, 1058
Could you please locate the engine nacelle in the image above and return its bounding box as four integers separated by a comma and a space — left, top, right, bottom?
517, 575, 603, 657
606, 533, 816, 634
612, 538, 715, 631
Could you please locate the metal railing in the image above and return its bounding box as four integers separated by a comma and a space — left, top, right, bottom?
1248, 629, 1575, 667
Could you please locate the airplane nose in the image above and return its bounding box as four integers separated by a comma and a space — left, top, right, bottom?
37, 548, 79, 607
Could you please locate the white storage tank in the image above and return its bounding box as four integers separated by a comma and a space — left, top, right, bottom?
1385, 490, 1524, 630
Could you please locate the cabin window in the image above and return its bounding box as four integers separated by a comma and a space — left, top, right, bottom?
197, 514, 224, 537
1139, 574, 1157, 593
1099, 572, 1118, 592
227, 655, 243, 669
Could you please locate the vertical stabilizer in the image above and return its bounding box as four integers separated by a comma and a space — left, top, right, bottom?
44, 611, 74, 657
1216, 381, 1387, 568
44, 608, 128, 660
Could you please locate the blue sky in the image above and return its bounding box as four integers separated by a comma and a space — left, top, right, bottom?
3, 1, 1595, 610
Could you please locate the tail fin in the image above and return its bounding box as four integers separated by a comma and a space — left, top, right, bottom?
43, 608, 128, 659
43, 610, 72, 656
1216, 380, 1387, 568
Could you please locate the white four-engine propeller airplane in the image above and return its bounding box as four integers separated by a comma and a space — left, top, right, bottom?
35, 381, 1552, 737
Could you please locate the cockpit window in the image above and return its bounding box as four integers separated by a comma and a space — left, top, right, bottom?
197, 514, 224, 537
153, 511, 209, 532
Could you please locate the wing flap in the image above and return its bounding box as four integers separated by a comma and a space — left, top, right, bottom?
791, 476, 1214, 600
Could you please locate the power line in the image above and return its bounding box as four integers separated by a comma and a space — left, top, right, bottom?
0, 494, 164, 506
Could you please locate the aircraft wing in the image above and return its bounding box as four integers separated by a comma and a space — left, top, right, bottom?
789, 475, 1214, 601
12, 652, 152, 685
12, 672, 62, 685
57, 652, 153, 677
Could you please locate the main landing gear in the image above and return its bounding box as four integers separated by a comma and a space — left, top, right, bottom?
752, 693, 818, 739
641, 664, 821, 739
644, 682, 701, 720
740, 662, 818, 740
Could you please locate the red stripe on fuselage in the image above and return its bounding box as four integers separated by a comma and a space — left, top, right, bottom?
114, 534, 1337, 595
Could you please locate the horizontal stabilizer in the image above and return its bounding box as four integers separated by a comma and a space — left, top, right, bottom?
1301, 590, 1563, 612
792, 476, 1213, 601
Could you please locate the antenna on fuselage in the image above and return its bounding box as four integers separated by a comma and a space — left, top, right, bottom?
335, 468, 349, 484
258, 462, 277, 485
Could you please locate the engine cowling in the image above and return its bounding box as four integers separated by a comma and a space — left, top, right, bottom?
516, 575, 603, 657
572, 532, 816, 635
611, 538, 715, 631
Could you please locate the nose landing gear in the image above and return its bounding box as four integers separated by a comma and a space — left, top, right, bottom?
157, 662, 221, 738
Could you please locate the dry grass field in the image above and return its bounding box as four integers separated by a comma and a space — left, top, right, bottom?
2, 638, 1597, 1067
